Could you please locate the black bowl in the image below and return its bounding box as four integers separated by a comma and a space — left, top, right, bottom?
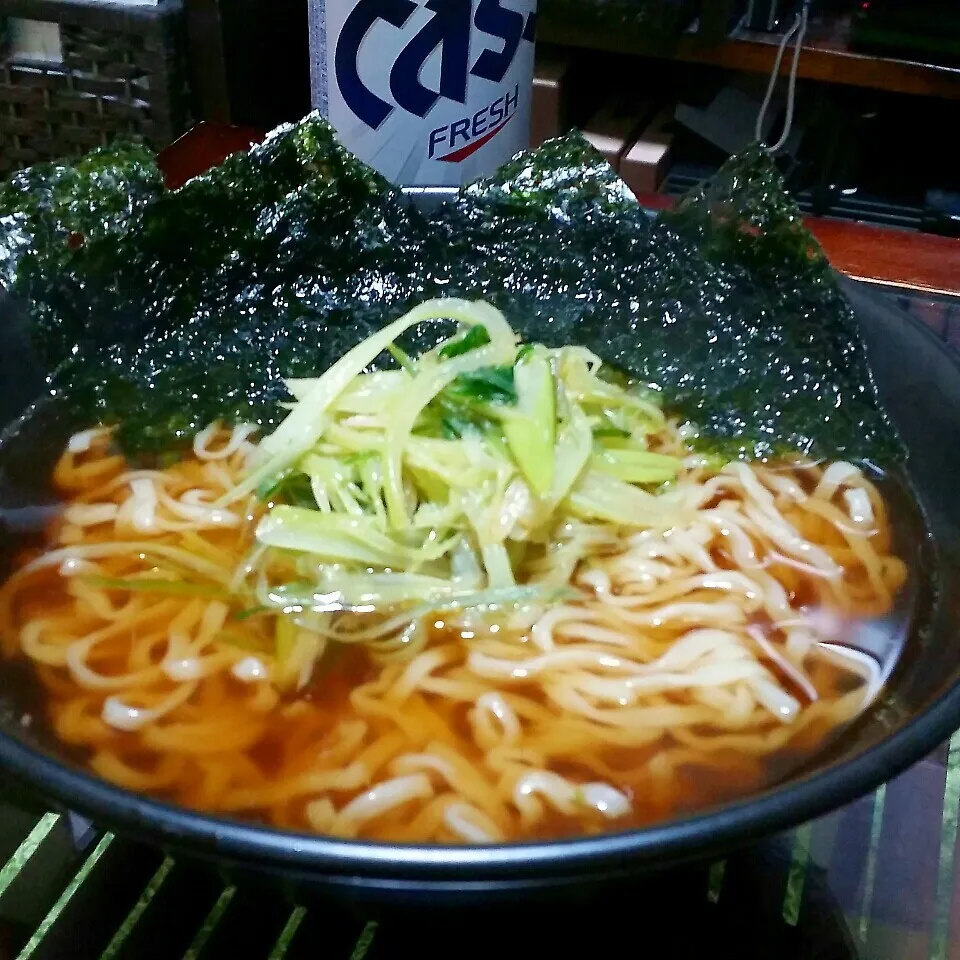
1, 277, 959, 909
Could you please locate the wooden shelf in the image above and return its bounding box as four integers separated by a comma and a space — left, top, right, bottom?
539, 13, 960, 101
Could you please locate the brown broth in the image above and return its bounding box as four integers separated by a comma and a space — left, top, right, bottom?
0, 446, 922, 843
0, 606, 901, 839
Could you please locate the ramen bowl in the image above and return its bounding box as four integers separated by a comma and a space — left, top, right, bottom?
0, 273, 958, 910
3, 118, 960, 906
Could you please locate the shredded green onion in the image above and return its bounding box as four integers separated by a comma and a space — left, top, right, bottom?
221, 298, 687, 683
79, 575, 232, 600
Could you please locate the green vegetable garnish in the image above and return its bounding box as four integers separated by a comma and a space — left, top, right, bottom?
79, 575, 231, 600
439, 324, 491, 359
233, 299, 691, 640
256, 470, 316, 507
386, 342, 417, 374
501, 348, 556, 496
444, 366, 517, 406
234, 605, 269, 621
591, 449, 680, 485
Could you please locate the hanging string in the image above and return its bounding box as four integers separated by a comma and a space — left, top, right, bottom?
754, 0, 811, 154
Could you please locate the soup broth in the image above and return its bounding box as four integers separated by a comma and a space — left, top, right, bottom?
0, 424, 915, 844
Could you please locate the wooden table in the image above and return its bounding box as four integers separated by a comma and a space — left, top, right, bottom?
539, 13, 960, 102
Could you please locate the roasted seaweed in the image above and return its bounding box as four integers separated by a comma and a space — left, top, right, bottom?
408, 139, 899, 461
0, 142, 162, 321
0, 116, 900, 463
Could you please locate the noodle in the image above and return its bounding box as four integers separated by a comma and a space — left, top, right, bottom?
0, 418, 906, 842
0, 300, 910, 843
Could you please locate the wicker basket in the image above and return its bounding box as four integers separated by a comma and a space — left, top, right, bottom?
0, 0, 190, 173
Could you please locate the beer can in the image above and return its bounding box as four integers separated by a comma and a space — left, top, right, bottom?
308, 0, 538, 186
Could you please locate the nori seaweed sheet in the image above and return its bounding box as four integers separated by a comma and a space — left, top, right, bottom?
0, 115, 900, 463
0, 142, 162, 302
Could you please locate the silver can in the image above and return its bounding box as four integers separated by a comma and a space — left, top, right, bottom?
308, 0, 538, 186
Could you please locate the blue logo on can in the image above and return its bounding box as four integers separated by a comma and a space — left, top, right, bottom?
335, 0, 536, 132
